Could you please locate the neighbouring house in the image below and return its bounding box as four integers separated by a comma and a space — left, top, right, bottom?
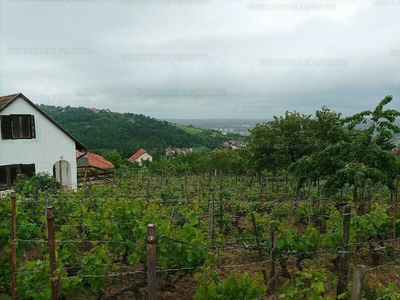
76, 151, 115, 187
165, 147, 193, 157
165, 147, 174, 156
129, 149, 152, 166
0, 93, 87, 190
166, 147, 179, 156
181, 148, 192, 155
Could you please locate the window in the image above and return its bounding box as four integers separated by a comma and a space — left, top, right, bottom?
0, 164, 36, 190
1, 115, 35, 139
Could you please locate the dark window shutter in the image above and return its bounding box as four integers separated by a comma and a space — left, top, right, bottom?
30, 115, 36, 138
1, 115, 12, 139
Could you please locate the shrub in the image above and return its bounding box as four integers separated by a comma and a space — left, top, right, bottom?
14, 172, 62, 197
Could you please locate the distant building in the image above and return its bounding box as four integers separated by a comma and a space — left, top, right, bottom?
165, 147, 192, 156
229, 140, 237, 146
165, 147, 175, 156
129, 149, 152, 166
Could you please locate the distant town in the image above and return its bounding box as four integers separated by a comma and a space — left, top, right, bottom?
165, 118, 267, 136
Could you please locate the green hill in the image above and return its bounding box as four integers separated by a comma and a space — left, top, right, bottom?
38, 105, 247, 158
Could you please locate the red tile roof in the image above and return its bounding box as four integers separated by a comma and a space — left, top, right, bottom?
129, 149, 147, 161
76, 151, 115, 169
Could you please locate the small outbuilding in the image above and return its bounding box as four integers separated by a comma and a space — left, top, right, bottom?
76, 151, 115, 187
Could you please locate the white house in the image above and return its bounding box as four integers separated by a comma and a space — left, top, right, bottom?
129, 149, 152, 166
0, 93, 87, 190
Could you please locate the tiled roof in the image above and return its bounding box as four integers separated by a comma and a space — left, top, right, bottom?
76, 151, 115, 169
129, 149, 147, 161
0, 94, 18, 110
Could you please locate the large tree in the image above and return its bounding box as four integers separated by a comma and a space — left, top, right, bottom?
290, 95, 400, 200
249, 111, 318, 174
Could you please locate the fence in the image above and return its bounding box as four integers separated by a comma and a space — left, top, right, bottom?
3, 172, 400, 300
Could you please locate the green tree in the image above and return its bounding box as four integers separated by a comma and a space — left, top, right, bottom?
249, 111, 317, 174
102, 151, 123, 168
209, 149, 243, 173
290, 95, 400, 200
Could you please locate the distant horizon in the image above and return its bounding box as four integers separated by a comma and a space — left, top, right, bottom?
164, 118, 270, 121
37, 101, 399, 122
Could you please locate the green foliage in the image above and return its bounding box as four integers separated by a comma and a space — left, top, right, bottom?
39, 105, 247, 158
363, 282, 400, 300
18, 259, 52, 300
209, 149, 245, 173
290, 96, 400, 198
249, 111, 321, 173
102, 150, 123, 168
14, 172, 61, 196
353, 203, 392, 240
194, 269, 266, 300
148, 156, 176, 173
147, 150, 247, 175
2, 168, 400, 299
279, 268, 336, 300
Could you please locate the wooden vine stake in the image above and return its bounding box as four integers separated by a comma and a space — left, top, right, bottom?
336, 205, 351, 299
11, 193, 17, 300
147, 224, 157, 300
350, 265, 366, 300
209, 193, 216, 249
250, 212, 268, 286
269, 222, 276, 292
46, 206, 58, 300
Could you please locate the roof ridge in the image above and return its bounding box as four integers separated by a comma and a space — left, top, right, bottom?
0, 93, 87, 151
0, 93, 19, 110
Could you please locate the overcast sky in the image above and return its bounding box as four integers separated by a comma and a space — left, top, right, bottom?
0, 0, 399, 119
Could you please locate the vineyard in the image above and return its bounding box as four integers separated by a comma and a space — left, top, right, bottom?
1, 171, 400, 300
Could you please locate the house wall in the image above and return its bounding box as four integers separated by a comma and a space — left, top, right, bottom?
135, 153, 153, 166
0, 97, 78, 188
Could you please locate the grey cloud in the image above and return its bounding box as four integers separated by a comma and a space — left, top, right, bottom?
0, 0, 399, 118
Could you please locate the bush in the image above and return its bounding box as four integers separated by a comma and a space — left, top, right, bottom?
14, 172, 62, 197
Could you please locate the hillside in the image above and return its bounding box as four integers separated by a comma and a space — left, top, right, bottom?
38, 105, 247, 158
